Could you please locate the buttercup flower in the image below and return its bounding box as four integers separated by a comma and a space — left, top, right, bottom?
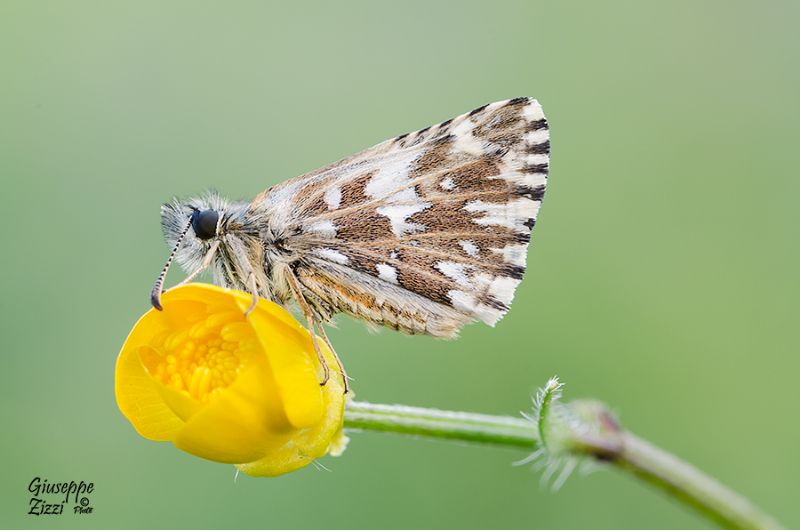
115, 284, 346, 477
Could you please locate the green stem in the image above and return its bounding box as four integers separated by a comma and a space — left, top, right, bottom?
343, 401, 784, 530
614, 433, 784, 530
343, 401, 535, 449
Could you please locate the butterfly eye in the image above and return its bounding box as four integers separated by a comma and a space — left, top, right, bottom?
191, 209, 219, 240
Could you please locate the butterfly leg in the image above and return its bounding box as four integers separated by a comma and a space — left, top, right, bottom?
317, 324, 350, 394
244, 272, 259, 316
285, 268, 331, 387
175, 240, 221, 287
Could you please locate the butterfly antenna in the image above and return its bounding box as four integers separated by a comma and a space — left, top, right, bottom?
150, 217, 193, 311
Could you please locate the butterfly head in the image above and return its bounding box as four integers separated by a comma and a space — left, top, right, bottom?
150, 192, 235, 310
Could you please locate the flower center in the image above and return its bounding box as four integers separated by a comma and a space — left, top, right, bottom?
148, 311, 257, 402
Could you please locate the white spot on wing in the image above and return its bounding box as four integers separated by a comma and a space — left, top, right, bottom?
365, 150, 431, 237
324, 186, 342, 210
464, 198, 539, 232
459, 240, 479, 257
304, 220, 337, 238
388, 187, 418, 203
449, 290, 477, 312
440, 177, 456, 191
376, 263, 398, 284
451, 119, 485, 156
453, 133, 485, 156
525, 128, 550, 144
376, 203, 430, 237
492, 244, 528, 266
489, 276, 520, 306
435, 261, 473, 288
522, 99, 545, 121
365, 150, 421, 200
448, 289, 504, 326
524, 154, 549, 166
314, 248, 349, 264
522, 172, 547, 188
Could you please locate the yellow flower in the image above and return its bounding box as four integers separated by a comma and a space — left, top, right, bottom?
115, 284, 347, 477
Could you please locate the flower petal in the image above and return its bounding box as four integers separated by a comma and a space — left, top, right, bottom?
173, 353, 291, 463
115, 312, 183, 441
236, 335, 347, 477
246, 301, 327, 428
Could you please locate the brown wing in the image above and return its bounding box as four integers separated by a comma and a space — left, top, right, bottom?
254, 97, 550, 336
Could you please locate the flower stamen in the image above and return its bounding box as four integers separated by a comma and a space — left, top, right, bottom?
141, 312, 255, 402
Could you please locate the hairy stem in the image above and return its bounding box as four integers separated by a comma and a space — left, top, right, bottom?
343, 401, 535, 448
343, 401, 784, 530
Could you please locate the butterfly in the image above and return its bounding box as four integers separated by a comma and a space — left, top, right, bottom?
150, 97, 550, 391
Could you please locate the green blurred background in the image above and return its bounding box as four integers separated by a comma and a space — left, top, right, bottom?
2, 1, 798, 528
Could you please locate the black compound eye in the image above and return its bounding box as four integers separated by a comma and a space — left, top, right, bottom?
191, 209, 219, 240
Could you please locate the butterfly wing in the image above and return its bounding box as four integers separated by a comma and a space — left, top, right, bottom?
253, 97, 550, 337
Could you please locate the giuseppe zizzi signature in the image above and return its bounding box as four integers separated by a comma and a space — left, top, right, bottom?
27, 477, 94, 515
